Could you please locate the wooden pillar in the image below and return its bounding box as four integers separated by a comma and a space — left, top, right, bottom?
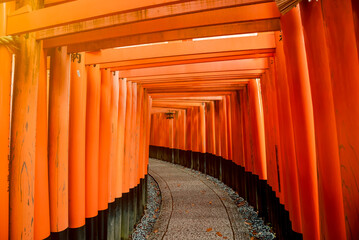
185, 108, 192, 151
144, 94, 152, 172
9, 0, 43, 238
85, 65, 101, 220
319, 0, 359, 238
248, 79, 267, 179
214, 101, 222, 157
116, 77, 127, 198
299, 1, 347, 239
199, 104, 206, 153
136, 85, 144, 182
68, 53, 87, 233
0, 32, 13, 240
98, 68, 112, 212
260, 67, 281, 197
48, 46, 70, 235
137, 85, 144, 180
281, 7, 320, 239
34, 46, 50, 240
225, 96, 233, 160
325, 0, 359, 235
219, 99, 228, 159
274, 31, 302, 233
231, 92, 244, 166
123, 82, 133, 194
178, 110, 186, 151
109, 71, 119, 203
208, 102, 216, 155
130, 83, 137, 189
240, 88, 253, 173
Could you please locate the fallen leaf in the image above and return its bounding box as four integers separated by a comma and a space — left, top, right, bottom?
209, 201, 212, 205
191, 203, 195, 206
154, 229, 158, 233
223, 237, 228, 239
177, 184, 181, 187
206, 228, 212, 232
216, 232, 223, 237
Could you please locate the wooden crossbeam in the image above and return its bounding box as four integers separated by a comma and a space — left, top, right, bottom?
127, 70, 264, 83
118, 58, 268, 78
7, 0, 197, 35
149, 91, 234, 98
36, 0, 272, 39
85, 33, 275, 65
142, 79, 249, 88
39, 3, 280, 51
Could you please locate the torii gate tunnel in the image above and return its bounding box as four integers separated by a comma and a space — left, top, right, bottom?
0, 0, 358, 239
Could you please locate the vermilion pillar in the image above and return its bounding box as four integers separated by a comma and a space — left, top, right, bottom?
191, 107, 199, 153
185, 108, 192, 151
123, 82, 133, 194
320, 0, 359, 238
0, 5, 12, 236
299, 1, 347, 239
214, 101, 221, 157
144, 94, 152, 173
130, 83, 138, 189
260, 68, 281, 196
68, 53, 87, 232
274, 31, 302, 233
178, 110, 186, 151
0, 42, 12, 240
85, 65, 101, 220
281, 7, 320, 240
48, 46, 70, 234
116, 77, 127, 198
109, 71, 119, 203
240, 88, 253, 173
34, 46, 50, 240
248, 79, 267, 179
137, 85, 144, 180
225, 96, 232, 160
219, 99, 228, 160
230, 92, 244, 166
207, 102, 216, 155
9, 0, 42, 237
199, 104, 206, 154
98, 68, 112, 211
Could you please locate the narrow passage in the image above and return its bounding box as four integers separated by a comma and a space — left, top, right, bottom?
148, 159, 250, 240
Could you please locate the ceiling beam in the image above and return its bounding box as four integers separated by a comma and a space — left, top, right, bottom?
104, 52, 273, 70
149, 91, 235, 98
36, 0, 272, 39
119, 58, 268, 78
85, 33, 275, 65
127, 70, 263, 83
40, 3, 280, 51
7, 0, 196, 35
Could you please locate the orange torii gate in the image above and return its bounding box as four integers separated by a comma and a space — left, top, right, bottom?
0, 0, 358, 239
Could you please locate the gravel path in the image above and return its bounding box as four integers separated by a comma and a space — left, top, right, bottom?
148, 159, 250, 240
132, 158, 275, 240
131, 175, 162, 240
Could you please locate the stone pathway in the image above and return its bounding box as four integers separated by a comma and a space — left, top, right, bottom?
148, 158, 250, 240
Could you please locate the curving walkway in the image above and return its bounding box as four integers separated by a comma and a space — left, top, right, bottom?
148, 158, 250, 240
